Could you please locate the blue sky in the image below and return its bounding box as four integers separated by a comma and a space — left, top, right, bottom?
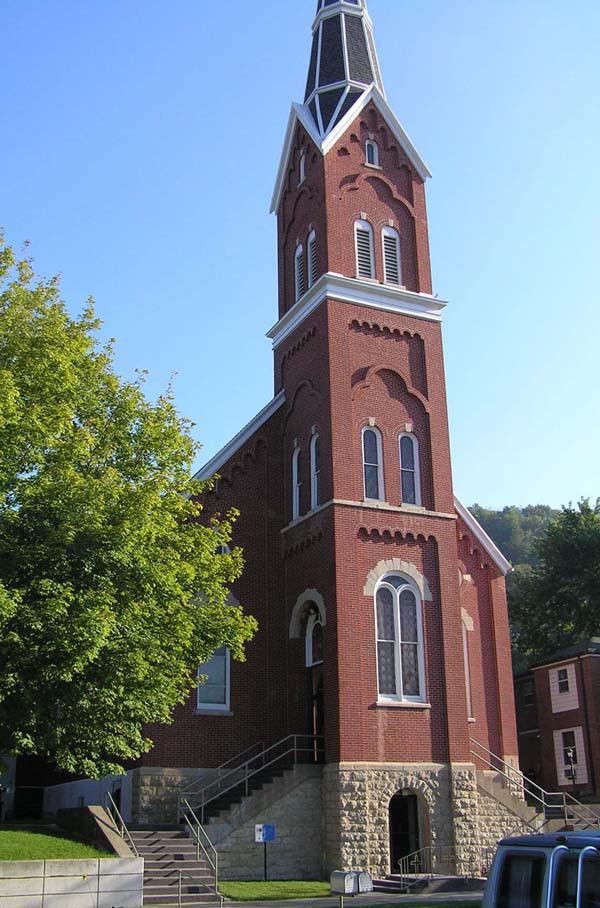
2, 0, 598, 509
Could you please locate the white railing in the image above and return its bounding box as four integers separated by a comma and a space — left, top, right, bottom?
104, 791, 139, 857
470, 738, 600, 832
178, 734, 324, 824
180, 742, 265, 796
396, 844, 497, 889
180, 798, 219, 887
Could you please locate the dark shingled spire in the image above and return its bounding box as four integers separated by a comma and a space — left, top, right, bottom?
304, 0, 385, 138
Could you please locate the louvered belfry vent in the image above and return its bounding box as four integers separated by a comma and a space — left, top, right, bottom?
308, 234, 318, 287
383, 233, 401, 284
295, 248, 307, 300
356, 227, 374, 278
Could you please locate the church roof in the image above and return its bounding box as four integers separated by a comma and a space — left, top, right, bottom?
270, 2, 431, 213
305, 0, 385, 138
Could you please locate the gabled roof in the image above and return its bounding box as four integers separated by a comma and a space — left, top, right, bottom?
454, 496, 513, 576
270, 85, 431, 214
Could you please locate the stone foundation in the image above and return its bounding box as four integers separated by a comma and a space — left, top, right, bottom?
129, 766, 212, 825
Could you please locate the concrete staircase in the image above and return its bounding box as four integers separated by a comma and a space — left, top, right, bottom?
130, 828, 222, 907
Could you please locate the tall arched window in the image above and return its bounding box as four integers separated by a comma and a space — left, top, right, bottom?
306, 612, 324, 667
399, 433, 421, 506
375, 575, 425, 703
362, 426, 384, 501
382, 226, 402, 285
298, 149, 306, 186
307, 230, 318, 289
355, 219, 375, 279
365, 139, 380, 167
295, 244, 306, 301
310, 431, 321, 510
292, 447, 302, 520
462, 619, 474, 720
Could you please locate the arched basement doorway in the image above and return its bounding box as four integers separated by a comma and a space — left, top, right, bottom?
389, 790, 429, 873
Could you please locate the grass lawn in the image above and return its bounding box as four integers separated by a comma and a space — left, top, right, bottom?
0, 831, 113, 861
218, 882, 481, 905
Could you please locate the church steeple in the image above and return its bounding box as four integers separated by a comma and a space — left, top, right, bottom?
304, 0, 385, 138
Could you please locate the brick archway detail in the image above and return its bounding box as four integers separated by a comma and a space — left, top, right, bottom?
364, 559, 432, 601
289, 589, 326, 639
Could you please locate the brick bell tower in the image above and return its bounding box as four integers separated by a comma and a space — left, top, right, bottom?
268, 0, 519, 876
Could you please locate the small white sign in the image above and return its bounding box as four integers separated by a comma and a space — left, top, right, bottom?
255, 823, 275, 843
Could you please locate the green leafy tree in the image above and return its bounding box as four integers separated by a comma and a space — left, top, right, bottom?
0, 237, 256, 777
508, 501, 600, 659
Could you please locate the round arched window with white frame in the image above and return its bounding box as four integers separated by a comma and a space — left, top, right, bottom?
375, 574, 426, 703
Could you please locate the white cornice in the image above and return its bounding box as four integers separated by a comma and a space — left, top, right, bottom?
270, 86, 431, 214
193, 392, 286, 482
454, 496, 513, 576
266, 272, 447, 350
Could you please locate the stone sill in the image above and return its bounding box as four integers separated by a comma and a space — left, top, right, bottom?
195, 710, 234, 717
376, 700, 432, 710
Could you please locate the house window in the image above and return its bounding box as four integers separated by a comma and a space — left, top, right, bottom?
558, 668, 570, 694
522, 679, 535, 707
197, 647, 230, 713
355, 219, 375, 279
362, 426, 384, 501
307, 230, 318, 288
562, 730, 578, 777
399, 433, 421, 505
295, 244, 306, 301
310, 431, 321, 510
292, 447, 302, 520
306, 612, 324, 667
365, 140, 379, 167
382, 226, 402, 285
298, 149, 306, 185
375, 575, 426, 703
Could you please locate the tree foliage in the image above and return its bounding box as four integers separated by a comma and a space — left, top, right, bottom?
0, 237, 256, 777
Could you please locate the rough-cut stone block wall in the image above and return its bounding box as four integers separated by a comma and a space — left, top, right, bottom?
129, 767, 211, 825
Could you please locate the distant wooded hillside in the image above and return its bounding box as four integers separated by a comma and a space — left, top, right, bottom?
469, 504, 558, 569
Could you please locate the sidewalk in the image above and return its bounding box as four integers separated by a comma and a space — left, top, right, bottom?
228, 893, 483, 908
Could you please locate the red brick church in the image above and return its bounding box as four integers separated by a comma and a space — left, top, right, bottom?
45, 0, 537, 882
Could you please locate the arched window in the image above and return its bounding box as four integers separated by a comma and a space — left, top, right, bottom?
307, 230, 318, 288
298, 149, 306, 186
292, 447, 302, 520
295, 244, 306, 301
362, 426, 384, 501
310, 431, 321, 510
365, 139, 380, 167
375, 575, 425, 702
306, 612, 324, 667
399, 433, 421, 506
382, 226, 402, 285
355, 219, 375, 279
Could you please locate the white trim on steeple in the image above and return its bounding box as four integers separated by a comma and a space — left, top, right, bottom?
270, 86, 431, 214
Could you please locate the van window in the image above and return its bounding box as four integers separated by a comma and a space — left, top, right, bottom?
553, 856, 600, 908
497, 854, 545, 908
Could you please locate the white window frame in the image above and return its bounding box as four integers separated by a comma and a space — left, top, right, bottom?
307, 230, 318, 289
294, 243, 306, 301
292, 446, 302, 520
197, 647, 231, 714
382, 225, 402, 285
399, 433, 421, 506
310, 431, 321, 511
362, 425, 384, 501
305, 612, 324, 667
298, 149, 306, 186
365, 139, 380, 168
374, 574, 426, 704
354, 219, 375, 280
557, 667, 570, 694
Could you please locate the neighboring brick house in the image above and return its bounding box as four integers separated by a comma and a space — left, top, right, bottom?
515, 639, 600, 800
45, 0, 534, 880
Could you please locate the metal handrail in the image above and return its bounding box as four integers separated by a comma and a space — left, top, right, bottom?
180, 741, 265, 796
104, 791, 139, 857
396, 843, 497, 888
180, 734, 324, 823
181, 798, 219, 886
175, 869, 223, 908
470, 738, 600, 831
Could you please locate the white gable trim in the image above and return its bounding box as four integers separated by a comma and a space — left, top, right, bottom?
193, 391, 286, 482
270, 87, 431, 214
455, 497, 513, 576
267, 272, 447, 349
